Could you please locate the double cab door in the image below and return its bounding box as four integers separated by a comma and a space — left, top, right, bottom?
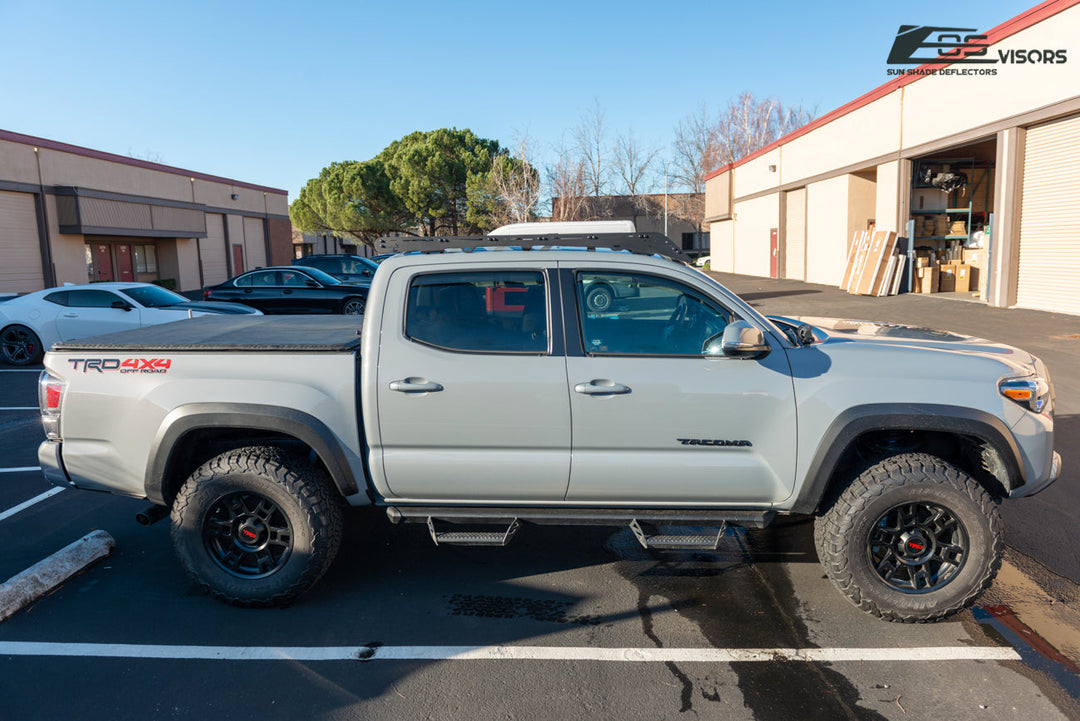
373, 260, 797, 505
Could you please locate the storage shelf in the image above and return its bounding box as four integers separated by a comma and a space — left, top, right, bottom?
915, 235, 970, 240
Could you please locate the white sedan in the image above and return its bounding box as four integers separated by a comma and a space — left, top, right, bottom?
0, 282, 260, 366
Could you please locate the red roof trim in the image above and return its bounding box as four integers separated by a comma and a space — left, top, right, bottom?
0, 128, 288, 196
704, 0, 1080, 181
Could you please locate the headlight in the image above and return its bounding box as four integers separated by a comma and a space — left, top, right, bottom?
999, 374, 1052, 415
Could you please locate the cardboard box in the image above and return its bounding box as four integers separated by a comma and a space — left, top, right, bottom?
915, 255, 931, 268
916, 266, 938, 294
954, 263, 971, 293
939, 265, 957, 292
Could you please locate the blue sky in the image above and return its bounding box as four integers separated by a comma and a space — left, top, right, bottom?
0, 0, 1037, 201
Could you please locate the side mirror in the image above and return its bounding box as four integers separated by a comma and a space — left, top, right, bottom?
718, 321, 770, 359
305, 280, 320, 288
111, 300, 133, 312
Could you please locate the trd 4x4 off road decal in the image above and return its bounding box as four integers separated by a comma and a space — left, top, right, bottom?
68, 358, 171, 374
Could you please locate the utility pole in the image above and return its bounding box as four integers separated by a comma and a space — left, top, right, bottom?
664, 163, 669, 238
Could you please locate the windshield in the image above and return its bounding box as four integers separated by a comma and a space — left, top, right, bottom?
119, 285, 189, 308
293, 267, 343, 285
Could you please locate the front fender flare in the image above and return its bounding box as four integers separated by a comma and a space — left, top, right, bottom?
790, 403, 1023, 514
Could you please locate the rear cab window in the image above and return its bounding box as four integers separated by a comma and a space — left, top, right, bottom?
405, 271, 548, 353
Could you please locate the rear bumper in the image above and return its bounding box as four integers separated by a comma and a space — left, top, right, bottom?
37, 441, 75, 490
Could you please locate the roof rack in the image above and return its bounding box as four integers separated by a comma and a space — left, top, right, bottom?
374, 232, 691, 264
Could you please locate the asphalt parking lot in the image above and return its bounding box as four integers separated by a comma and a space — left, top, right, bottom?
2, 279, 1080, 720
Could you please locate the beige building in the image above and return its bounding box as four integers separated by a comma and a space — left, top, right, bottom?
705, 0, 1080, 315
0, 129, 291, 296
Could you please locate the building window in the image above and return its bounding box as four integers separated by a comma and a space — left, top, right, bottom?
133, 244, 158, 273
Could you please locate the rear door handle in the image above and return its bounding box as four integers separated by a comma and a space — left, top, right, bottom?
574, 379, 631, 395
389, 378, 444, 393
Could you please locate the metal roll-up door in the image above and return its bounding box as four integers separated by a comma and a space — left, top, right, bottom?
200, 214, 228, 285
0, 191, 44, 293
784, 188, 806, 281
243, 217, 267, 269
1016, 114, 1080, 314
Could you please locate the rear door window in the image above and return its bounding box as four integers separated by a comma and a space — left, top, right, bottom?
405, 271, 548, 353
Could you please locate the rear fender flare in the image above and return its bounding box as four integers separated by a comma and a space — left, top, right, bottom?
145, 403, 361, 505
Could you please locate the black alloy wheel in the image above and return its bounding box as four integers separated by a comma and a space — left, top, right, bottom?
0, 325, 43, 366
341, 297, 366, 315
203, 491, 293, 579
866, 501, 968, 593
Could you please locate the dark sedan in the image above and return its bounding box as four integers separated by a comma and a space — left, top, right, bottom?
204, 266, 369, 315
292, 254, 380, 283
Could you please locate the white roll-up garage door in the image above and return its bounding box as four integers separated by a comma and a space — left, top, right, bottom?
243, 217, 267, 269
200, 214, 229, 285
784, 188, 806, 281
0, 191, 44, 294
1016, 114, 1080, 315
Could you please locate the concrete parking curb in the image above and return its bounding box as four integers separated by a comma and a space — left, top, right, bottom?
0, 530, 115, 622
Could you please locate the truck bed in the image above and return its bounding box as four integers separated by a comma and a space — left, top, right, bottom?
52, 315, 364, 353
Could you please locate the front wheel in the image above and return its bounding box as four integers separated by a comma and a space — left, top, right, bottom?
1, 324, 44, 366
815, 453, 1002, 622
171, 446, 344, 607
341, 297, 366, 315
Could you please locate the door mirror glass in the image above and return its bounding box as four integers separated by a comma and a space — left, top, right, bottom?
720, 321, 770, 359
702, 331, 726, 356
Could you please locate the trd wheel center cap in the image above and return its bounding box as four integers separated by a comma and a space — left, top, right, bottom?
236, 519, 268, 550
897, 530, 934, 564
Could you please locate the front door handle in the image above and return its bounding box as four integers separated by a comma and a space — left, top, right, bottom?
574, 379, 631, 395
389, 378, 444, 393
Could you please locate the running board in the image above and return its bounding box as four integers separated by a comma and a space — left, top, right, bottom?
630, 519, 726, 551
426, 517, 520, 547
387, 506, 774, 528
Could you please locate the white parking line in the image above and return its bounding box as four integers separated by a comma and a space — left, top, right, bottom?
0, 407, 37, 411
0, 466, 42, 474
0, 488, 65, 522
0, 369, 43, 372
0, 642, 1020, 663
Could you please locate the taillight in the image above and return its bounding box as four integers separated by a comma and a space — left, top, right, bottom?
203, 287, 210, 299
38, 370, 65, 440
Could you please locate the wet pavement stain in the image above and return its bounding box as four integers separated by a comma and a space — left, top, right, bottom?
445, 593, 602, 625
973, 605, 1080, 699
609, 521, 887, 719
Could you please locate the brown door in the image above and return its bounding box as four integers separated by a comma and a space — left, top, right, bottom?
92, 244, 114, 281
116, 244, 134, 282
232, 245, 245, 275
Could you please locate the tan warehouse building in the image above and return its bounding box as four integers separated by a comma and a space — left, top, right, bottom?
705, 0, 1080, 315
0, 129, 291, 296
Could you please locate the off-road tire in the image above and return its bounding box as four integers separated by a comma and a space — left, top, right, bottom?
171, 445, 344, 607
815, 452, 1003, 623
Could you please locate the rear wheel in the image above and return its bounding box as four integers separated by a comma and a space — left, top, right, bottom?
341, 297, 366, 315
0, 325, 43, 366
815, 453, 1002, 622
171, 446, 344, 607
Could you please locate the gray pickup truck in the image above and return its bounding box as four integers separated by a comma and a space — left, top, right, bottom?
36, 233, 1060, 622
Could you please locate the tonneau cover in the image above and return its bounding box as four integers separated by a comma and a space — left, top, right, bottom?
52, 315, 364, 353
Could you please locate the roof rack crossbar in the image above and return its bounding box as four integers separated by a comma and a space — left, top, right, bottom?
375, 233, 690, 263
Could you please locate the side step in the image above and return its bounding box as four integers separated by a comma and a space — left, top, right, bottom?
630, 519, 726, 551
387, 506, 775, 528
426, 517, 520, 547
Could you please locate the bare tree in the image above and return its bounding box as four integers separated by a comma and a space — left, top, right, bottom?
489, 135, 541, 225
671, 103, 721, 195
548, 136, 589, 221
671, 94, 816, 193
714, 92, 815, 167
574, 98, 608, 199
613, 128, 660, 224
